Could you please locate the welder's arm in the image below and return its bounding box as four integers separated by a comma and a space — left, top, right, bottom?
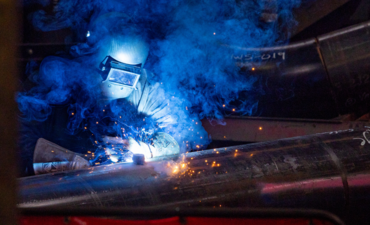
127, 70, 181, 156
128, 70, 178, 128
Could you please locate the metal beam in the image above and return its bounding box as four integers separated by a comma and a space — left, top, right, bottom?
202, 116, 370, 142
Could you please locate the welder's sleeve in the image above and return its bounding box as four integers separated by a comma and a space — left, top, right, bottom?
128, 70, 177, 128
127, 70, 209, 152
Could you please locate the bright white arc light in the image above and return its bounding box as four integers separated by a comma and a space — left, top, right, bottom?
114, 52, 134, 64
86, 31, 90, 37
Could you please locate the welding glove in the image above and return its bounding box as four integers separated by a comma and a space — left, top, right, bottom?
33, 138, 91, 175
127, 132, 180, 160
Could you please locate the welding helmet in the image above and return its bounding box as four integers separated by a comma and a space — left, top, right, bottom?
99, 55, 142, 98
98, 31, 149, 99
83, 12, 149, 99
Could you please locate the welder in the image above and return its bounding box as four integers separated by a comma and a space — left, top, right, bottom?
18, 13, 204, 176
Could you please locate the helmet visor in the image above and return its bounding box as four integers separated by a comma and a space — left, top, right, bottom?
107, 68, 140, 87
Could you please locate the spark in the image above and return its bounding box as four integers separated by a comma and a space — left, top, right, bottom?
252, 67, 255, 71
259, 126, 263, 130
173, 165, 179, 173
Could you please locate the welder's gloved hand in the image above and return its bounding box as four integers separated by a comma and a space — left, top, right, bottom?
151, 132, 180, 157
127, 132, 180, 160
33, 138, 91, 175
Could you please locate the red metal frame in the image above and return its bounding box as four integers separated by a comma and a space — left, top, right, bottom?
21, 216, 334, 225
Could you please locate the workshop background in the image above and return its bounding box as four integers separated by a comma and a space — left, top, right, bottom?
4, 0, 370, 225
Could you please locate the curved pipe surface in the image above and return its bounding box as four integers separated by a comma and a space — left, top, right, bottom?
18, 128, 370, 224
231, 20, 370, 118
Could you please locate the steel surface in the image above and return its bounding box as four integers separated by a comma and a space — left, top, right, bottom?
18, 128, 370, 224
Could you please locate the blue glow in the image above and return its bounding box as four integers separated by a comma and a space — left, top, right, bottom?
108, 69, 138, 87
18, 0, 302, 166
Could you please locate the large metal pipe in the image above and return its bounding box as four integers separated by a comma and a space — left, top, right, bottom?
231, 20, 370, 119
18, 128, 370, 224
